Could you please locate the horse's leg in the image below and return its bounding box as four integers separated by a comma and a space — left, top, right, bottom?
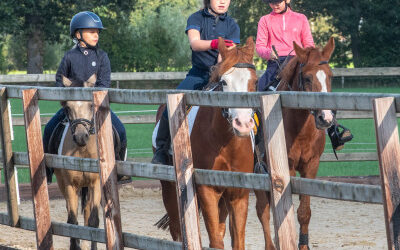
160, 180, 182, 241
197, 185, 224, 249
218, 197, 229, 239
82, 178, 100, 250
254, 190, 275, 250
225, 189, 249, 250
297, 158, 319, 250
65, 184, 81, 250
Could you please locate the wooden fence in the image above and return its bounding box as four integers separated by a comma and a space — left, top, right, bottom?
0, 85, 399, 249
1, 67, 399, 86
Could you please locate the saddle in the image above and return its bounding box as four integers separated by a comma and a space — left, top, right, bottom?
46, 120, 124, 183
47, 119, 122, 158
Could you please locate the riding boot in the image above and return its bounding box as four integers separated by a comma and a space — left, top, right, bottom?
327, 123, 353, 151
117, 141, 132, 184
152, 115, 171, 165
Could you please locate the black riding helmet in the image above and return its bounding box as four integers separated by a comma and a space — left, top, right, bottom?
70, 11, 104, 38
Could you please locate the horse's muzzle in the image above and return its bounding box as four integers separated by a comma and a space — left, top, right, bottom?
73, 131, 89, 147
313, 109, 334, 130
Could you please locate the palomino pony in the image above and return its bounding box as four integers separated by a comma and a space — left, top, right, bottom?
157, 37, 257, 249
53, 74, 101, 250
255, 37, 337, 250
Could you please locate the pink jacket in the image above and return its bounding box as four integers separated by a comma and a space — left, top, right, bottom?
256, 8, 314, 60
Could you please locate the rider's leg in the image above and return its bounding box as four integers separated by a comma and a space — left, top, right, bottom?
152, 67, 209, 165
110, 110, 131, 183
110, 110, 127, 160
43, 108, 66, 183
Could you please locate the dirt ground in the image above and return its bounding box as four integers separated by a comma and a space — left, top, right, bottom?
0, 179, 387, 250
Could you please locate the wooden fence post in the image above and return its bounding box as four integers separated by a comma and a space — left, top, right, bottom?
0, 87, 19, 227
22, 89, 53, 250
167, 93, 202, 250
260, 94, 297, 249
373, 97, 400, 250
93, 90, 124, 249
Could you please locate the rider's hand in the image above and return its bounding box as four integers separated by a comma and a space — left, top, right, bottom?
270, 51, 278, 61
210, 39, 234, 50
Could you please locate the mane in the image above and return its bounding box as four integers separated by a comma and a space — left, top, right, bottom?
208, 44, 254, 84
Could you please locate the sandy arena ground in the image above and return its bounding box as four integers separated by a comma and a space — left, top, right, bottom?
0, 184, 387, 249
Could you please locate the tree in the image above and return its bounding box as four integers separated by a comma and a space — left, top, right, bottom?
0, 0, 136, 73
296, 0, 400, 67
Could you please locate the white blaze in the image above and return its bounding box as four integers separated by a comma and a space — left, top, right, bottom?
220, 68, 255, 135
316, 70, 333, 123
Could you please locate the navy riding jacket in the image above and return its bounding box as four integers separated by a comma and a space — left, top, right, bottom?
55, 45, 111, 88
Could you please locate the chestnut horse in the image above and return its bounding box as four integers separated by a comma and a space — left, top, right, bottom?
255, 37, 337, 250
54, 74, 101, 250
157, 37, 257, 249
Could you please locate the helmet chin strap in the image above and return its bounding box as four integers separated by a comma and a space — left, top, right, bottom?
208, 6, 222, 17
77, 30, 98, 50
278, 2, 289, 14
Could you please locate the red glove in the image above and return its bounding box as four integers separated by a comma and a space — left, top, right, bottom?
210, 39, 234, 50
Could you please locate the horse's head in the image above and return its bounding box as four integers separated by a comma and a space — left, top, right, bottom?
61, 74, 96, 147
209, 36, 257, 137
279, 37, 336, 129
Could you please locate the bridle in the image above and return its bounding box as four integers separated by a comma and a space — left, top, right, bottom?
297, 60, 329, 91
296, 60, 335, 120
64, 107, 95, 136
208, 63, 256, 121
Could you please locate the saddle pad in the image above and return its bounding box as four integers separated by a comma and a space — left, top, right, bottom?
152, 106, 199, 149
152, 106, 255, 152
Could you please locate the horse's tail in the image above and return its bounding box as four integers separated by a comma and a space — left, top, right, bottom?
81, 187, 89, 213
154, 207, 202, 230
154, 213, 170, 230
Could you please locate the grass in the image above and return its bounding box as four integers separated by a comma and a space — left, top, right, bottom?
2, 87, 400, 183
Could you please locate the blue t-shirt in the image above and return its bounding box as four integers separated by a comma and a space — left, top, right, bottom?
186, 8, 240, 71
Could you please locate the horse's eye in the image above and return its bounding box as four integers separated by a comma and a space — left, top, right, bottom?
304, 76, 312, 85
220, 80, 228, 86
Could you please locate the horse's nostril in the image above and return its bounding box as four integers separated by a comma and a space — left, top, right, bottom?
234, 118, 242, 127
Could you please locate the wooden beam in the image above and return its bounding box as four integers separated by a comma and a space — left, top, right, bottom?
373, 97, 400, 249
260, 94, 297, 249
167, 93, 202, 250
22, 89, 53, 250
1, 68, 399, 84
0, 213, 218, 250
4, 86, 400, 112
0, 88, 19, 227
6, 152, 383, 204
93, 90, 124, 249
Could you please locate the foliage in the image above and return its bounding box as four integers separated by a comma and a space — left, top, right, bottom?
99, 0, 198, 71
296, 0, 400, 67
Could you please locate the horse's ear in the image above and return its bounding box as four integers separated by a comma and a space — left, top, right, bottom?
84, 74, 97, 88
322, 36, 335, 61
245, 37, 254, 50
62, 75, 73, 87
218, 37, 228, 60
293, 41, 307, 63
245, 37, 255, 54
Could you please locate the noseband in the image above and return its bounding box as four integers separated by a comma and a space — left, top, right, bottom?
209, 63, 256, 121
65, 108, 95, 135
